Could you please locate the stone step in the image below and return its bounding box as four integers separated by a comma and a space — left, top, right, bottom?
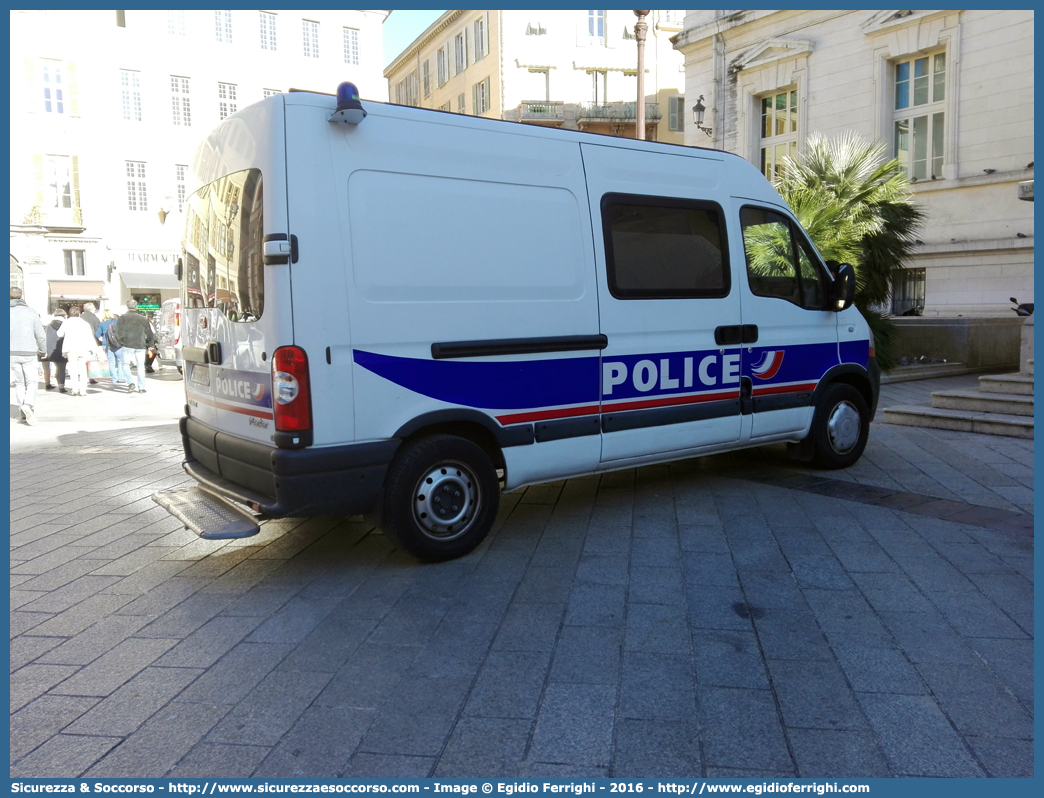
931, 390, 1034, 416
980, 372, 1034, 396
881, 405, 1034, 439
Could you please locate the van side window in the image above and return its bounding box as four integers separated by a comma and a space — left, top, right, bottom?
602, 195, 729, 299
740, 206, 828, 310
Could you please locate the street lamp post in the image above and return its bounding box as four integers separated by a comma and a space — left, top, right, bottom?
633, 11, 650, 140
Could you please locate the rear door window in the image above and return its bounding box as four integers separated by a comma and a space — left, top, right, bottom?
182, 168, 265, 321
602, 195, 730, 299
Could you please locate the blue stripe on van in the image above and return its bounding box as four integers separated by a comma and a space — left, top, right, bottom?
353, 339, 855, 416
839, 339, 870, 368
352, 349, 600, 410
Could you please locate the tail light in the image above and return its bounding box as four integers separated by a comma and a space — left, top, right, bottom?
272, 346, 312, 433
175, 312, 181, 344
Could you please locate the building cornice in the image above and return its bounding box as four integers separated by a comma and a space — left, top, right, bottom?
384, 10, 467, 77
860, 9, 955, 35
730, 37, 813, 73
672, 10, 769, 51
909, 167, 1035, 194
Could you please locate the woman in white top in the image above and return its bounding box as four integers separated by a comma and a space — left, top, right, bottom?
57, 306, 100, 396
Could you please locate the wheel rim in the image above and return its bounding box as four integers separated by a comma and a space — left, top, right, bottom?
412, 460, 481, 541
826, 400, 861, 455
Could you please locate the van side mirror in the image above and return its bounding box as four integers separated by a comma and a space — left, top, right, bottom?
831, 262, 856, 311
174, 258, 183, 282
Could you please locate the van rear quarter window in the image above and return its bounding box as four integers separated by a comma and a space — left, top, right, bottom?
602, 195, 729, 299
182, 168, 265, 321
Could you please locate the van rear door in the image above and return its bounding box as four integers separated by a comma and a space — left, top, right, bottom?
581, 143, 743, 463
181, 97, 292, 446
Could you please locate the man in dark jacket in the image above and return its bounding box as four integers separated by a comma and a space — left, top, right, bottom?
114, 299, 156, 393
10, 287, 46, 425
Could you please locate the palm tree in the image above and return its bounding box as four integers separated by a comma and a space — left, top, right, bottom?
774, 131, 926, 368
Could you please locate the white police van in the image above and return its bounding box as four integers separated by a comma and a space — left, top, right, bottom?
154, 83, 879, 561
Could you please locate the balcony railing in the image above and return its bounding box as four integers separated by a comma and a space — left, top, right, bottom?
516, 100, 565, 124
575, 101, 662, 123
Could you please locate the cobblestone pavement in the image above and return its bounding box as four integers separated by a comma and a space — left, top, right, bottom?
9, 373, 1034, 778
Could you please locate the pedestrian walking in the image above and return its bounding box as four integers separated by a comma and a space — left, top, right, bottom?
113, 299, 156, 393
10, 287, 47, 425
96, 310, 125, 387
81, 302, 102, 384
81, 302, 101, 339
42, 308, 68, 392
57, 306, 100, 397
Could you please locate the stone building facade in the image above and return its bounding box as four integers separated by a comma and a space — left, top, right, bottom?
673, 9, 1033, 317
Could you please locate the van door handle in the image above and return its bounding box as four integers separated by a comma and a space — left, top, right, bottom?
714, 325, 742, 345
714, 325, 759, 345
206, 341, 222, 365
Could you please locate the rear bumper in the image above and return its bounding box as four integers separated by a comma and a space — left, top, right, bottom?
156, 345, 180, 361
179, 416, 399, 517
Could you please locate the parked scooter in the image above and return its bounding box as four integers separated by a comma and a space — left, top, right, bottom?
1010, 297, 1034, 316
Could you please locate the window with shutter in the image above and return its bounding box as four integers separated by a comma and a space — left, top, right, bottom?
41, 60, 64, 114
218, 82, 237, 120
474, 14, 487, 60
303, 20, 319, 58
215, 10, 233, 44
46, 155, 73, 209
454, 31, 467, 74
343, 27, 359, 65
121, 69, 141, 121
668, 96, 684, 132
125, 161, 148, 212
171, 76, 191, 126
71, 154, 80, 214
436, 47, 448, 86
260, 12, 277, 51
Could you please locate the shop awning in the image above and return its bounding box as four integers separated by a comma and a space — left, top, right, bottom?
48, 280, 105, 300
120, 271, 180, 290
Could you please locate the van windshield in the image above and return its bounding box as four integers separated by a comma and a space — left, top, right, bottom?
182, 168, 264, 322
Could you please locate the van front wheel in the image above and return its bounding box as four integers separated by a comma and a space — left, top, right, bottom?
809, 384, 869, 469
382, 434, 500, 562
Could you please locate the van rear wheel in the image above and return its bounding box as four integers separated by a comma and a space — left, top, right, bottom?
382, 434, 499, 562
810, 383, 869, 469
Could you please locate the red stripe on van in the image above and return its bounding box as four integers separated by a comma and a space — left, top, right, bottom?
187, 387, 275, 420
214, 401, 275, 420
602, 389, 741, 414
751, 381, 818, 396
495, 404, 601, 425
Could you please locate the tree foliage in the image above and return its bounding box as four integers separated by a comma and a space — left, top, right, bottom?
775, 132, 927, 368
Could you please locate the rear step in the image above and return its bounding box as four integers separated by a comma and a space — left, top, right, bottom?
152, 486, 261, 540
